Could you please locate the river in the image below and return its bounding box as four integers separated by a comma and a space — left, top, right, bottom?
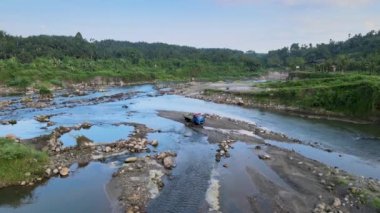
0, 84, 379, 212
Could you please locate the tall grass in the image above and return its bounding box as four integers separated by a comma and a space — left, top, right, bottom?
0, 138, 48, 185
0, 57, 262, 88
255, 74, 380, 117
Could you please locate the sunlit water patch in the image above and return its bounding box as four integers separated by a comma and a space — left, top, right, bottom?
0, 162, 114, 213
59, 124, 134, 147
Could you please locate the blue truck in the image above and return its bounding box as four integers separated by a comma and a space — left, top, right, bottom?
184, 113, 205, 125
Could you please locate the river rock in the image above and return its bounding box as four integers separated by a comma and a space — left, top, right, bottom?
80, 122, 92, 129
35, 115, 50, 122
215, 153, 221, 162
258, 154, 271, 160
59, 167, 70, 176
105, 146, 112, 153
333, 197, 341, 207
220, 150, 225, 156
163, 156, 174, 169
47, 121, 55, 127
184, 131, 192, 137
76, 136, 94, 147
45, 168, 52, 176
125, 157, 138, 163
151, 140, 159, 147
157, 152, 167, 160
8, 120, 17, 125
53, 168, 59, 174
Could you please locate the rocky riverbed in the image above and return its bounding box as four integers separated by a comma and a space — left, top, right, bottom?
159, 110, 380, 212
1, 84, 380, 213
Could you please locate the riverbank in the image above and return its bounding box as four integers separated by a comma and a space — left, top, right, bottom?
159, 110, 380, 212
167, 78, 379, 124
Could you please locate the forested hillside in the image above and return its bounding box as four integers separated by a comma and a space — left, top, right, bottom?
0, 31, 264, 87
0, 30, 379, 88
266, 30, 380, 73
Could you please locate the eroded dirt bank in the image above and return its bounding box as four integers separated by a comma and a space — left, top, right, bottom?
159, 110, 380, 213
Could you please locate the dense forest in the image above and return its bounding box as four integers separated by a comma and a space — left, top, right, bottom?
0, 30, 379, 87
267, 30, 380, 73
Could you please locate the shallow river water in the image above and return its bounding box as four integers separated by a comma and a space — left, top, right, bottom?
0, 84, 379, 212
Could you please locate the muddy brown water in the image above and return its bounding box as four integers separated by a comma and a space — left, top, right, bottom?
1, 84, 380, 212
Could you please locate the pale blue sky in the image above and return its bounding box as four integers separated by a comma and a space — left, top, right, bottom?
0, 0, 379, 52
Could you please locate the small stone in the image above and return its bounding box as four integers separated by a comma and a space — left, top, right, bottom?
35, 115, 50, 123
105, 146, 112, 153
163, 156, 174, 169
47, 121, 55, 127
20, 181, 26, 186
151, 140, 159, 147
316, 202, 326, 210
333, 197, 341, 207
53, 168, 59, 174
81, 122, 92, 129
24, 172, 31, 177
59, 167, 70, 176
125, 157, 138, 163
258, 154, 271, 160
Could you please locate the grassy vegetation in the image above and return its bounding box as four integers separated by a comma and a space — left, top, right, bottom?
204, 73, 380, 119
372, 197, 380, 210
350, 188, 380, 211
255, 73, 380, 117
0, 138, 48, 186
0, 57, 263, 89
